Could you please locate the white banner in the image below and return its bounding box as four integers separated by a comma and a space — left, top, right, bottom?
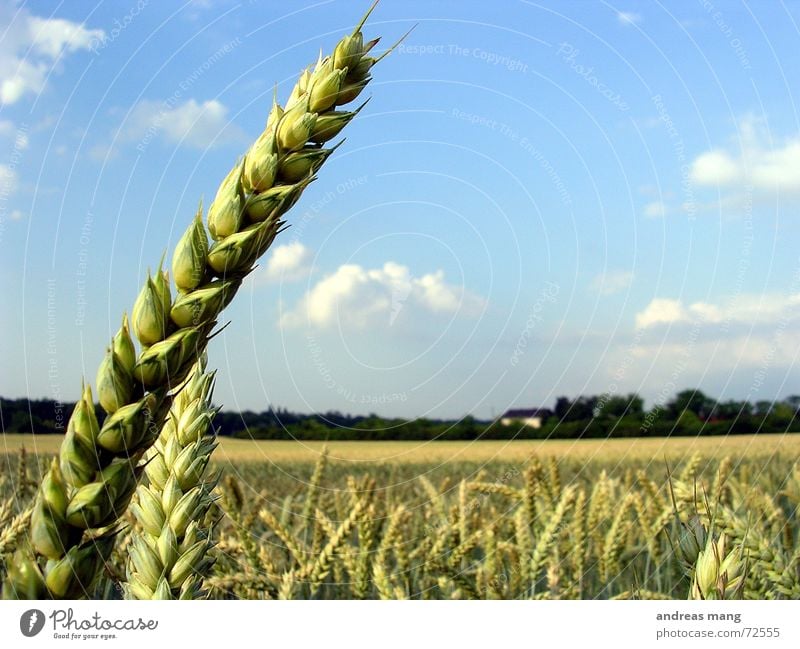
0, 600, 797, 648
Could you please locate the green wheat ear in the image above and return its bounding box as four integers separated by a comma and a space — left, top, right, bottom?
5, 1, 400, 600
124, 358, 218, 600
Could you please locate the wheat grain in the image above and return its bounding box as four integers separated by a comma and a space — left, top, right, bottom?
124, 360, 217, 599
0, 506, 32, 556
8, 3, 390, 600
530, 485, 576, 596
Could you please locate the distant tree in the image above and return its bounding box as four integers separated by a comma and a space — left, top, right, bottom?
601, 393, 644, 418
714, 400, 752, 419
667, 389, 716, 420
754, 400, 774, 417
554, 396, 572, 420
570, 396, 598, 421
674, 410, 703, 435
768, 402, 795, 429
627, 393, 645, 417
784, 395, 800, 414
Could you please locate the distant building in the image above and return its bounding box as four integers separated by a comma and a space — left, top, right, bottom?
499, 408, 552, 429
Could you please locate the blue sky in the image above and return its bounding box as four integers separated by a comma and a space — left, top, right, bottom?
2, 0, 800, 419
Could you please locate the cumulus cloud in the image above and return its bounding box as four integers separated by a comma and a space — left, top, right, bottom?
635, 294, 800, 329
122, 98, 244, 149
280, 262, 485, 329
635, 298, 687, 329
0, 7, 104, 104
590, 270, 633, 296
689, 116, 800, 192
690, 150, 741, 185
611, 329, 800, 389
598, 292, 800, 392
262, 242, 312, 283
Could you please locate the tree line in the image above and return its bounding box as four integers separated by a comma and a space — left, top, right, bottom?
1, 389, 797, 441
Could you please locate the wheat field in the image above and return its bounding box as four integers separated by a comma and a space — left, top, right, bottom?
1, 434, 798, 599
4, 432, 799, 462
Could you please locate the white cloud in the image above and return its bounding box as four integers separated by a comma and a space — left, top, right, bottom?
635, 298, 687, 329
617, 330, 800, 385
27, 16, 104, 58
617, 11, 642, 25
281, 262, 485, 329
601, 292, 800, 393
0, 164, 19, 194
262, 242, 312, 283
635, 294, 800, 329
643, 200, 667, 218
122, 98, 244, 149
689, 116, 800, 191
690, 150, 740, 185
0, 7, 104, 105
590, 270, 633, 296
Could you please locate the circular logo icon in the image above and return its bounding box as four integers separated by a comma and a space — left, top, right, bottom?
20, 609, 45, 637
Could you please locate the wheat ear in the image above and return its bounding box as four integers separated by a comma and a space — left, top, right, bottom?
123, 358, 218, 599
7, 4, 390, 600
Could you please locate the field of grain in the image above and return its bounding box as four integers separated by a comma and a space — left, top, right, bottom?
4, 432, 799, 463
2, 433, 798, 600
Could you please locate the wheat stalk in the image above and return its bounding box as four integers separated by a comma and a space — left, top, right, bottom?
303, 496, 365, 596
6, 4, 393, 600
302, 446, 329, 523
600, 493, 634, 587
353, 503, 377, 598
371, 506, 400, 599
123, 359, 218, 599
569, 487, 587, 598
0, 506, 33, 556
530, 485, 576, 596
258, 506, 306, 568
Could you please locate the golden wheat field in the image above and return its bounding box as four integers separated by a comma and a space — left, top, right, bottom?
1, 434, 799, 600
4, 432, 799, 462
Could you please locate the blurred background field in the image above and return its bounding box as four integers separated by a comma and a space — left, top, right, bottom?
3, 432, 799, 464
2, 434, 799, 599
